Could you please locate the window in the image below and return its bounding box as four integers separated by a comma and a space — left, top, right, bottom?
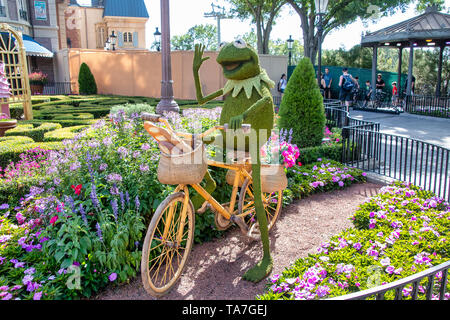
0, 0, 6, 18
96, 25, 106, 49
18, 0, 28, 21
124, 32, 132, 43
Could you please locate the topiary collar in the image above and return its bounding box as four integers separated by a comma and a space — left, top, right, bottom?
223, 69, 275, 99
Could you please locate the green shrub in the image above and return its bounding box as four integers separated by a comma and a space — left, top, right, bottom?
43, 125, 90, 142
53, 113, 94, 121
278, 58, 325, 148
0, 140, 62, 167
21, 119, 97, 128
5, 122, 62, 142
110, 103, 155, 117
299, 143, 343, 165
78, 62, 98, 95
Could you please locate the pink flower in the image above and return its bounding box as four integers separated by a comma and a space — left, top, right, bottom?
108, 272, 117, 282
50, 215, 59, 226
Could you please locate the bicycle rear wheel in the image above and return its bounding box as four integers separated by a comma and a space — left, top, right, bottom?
238, 178, 283, 240
141, 192, 195, 297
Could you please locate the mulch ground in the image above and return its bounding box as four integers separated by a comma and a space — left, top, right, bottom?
94, 182, 383, 300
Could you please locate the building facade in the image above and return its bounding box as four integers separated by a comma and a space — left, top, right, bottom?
58, 0, 148, 51
0, 0, 59, 81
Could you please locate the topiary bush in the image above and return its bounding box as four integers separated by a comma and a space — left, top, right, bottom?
5, 122, 62, 142
78, 62, 98, 95
278, 57, 325, 148
43, 125, 90, 142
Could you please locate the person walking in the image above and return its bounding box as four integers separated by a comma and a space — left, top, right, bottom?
323, 68, 333, 99
339, 67, 357, 113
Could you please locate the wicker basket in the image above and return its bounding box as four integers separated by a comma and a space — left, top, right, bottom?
226, 164, 287, 193
157, 140, 207, 185
261, 164, 288, 193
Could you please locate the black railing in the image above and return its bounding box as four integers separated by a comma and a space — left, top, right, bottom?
327, 260, 449, 300
43, 82, 73, 95
404, 95, 450, 118
324, 100, 450, 202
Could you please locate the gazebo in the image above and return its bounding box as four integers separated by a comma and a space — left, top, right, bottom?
361, 5, 450, 98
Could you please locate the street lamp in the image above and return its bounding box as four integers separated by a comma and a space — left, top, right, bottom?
315, 0, 328, 86
109, 30, 117, 51
153, 27, 161, 52
104, 38, 110, 51
287, 35, 294, 66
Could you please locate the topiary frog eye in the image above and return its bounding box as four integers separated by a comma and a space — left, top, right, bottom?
233, 39, 247, 49
218, 42, 228, 51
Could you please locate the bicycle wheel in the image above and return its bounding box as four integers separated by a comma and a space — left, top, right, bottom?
141, 192, 195, 297
237, 178, 283, 240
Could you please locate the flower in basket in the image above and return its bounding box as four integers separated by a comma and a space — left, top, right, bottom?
261, 128, 300, 168
28, 71, 48, 85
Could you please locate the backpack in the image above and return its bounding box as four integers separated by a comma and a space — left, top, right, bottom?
342, 75, 354, 91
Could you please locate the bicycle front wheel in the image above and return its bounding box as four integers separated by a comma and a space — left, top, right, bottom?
141, 192, 195, 297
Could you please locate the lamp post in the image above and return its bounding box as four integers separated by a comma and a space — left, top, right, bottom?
287, 35, 294, 66
109, 30, 117, 51
153, 27, 161, 52
156, 0, 179, 114
315, 0, 328, 86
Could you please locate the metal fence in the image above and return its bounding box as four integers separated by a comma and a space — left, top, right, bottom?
324, 100, 450, 202
324, 100, 450, 300
43, 82, 73, 95
404, 95, 450, 118
328, 260, 449, 300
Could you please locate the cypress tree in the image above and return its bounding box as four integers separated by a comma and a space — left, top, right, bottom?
78, 63, 98, 95
278, 57, 325, 148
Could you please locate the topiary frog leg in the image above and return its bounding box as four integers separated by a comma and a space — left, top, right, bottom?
242, 133, 273, 283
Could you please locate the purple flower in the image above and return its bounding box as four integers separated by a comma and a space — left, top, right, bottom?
111, 199, 119, 221
338, 181, 344, 187
0, 204, 9, 210
141, 143, 151, 151
96, 222, 103, 242
353, 242, 362, 250
33, 291, 43, 300
108, 272, 117, 282
139, 164, 149, 172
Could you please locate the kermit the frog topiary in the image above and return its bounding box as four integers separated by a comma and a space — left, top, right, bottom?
192, 40, 275, 282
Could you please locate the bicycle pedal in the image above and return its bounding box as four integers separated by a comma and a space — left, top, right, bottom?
230, 215, 248, 235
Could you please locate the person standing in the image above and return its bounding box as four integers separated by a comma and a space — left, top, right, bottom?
376, 73, 385, 92
323, 68, 333, 99
277, 73, 287, 99
339, 68, 357, 112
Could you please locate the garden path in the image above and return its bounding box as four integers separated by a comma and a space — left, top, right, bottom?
95, 182, 383, 300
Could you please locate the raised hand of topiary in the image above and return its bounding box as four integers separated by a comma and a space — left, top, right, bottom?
193, 41, 275, 283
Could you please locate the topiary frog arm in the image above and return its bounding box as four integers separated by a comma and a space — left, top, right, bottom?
193, 44, 224, 106
230, 94, 272, 130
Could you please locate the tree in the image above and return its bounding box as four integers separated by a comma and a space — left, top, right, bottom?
269, 38, 304, 65
171, 24, 218, 51
278, 57, 325, 148
286, 0, 444, 65
78, 63, 97, 95
225, 0, 287, 54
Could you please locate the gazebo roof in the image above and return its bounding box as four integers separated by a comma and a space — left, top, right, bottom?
361, 6, 450, 48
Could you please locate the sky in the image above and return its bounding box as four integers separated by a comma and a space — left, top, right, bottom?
138, 0, 450, 51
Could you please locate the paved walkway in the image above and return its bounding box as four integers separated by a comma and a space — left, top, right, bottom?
349, 110, 450, 149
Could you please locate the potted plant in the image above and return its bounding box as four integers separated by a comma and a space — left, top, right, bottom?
28, 71, 48, 95
0, 113, 17, 137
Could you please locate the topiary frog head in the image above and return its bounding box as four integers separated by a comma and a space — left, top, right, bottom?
216, 39, 261, 81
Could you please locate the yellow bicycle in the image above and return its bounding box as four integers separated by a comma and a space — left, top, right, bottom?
139, 113, 285, 297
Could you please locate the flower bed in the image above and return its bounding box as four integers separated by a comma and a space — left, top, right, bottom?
0, 106, 367, 300
257, 182, 449, 300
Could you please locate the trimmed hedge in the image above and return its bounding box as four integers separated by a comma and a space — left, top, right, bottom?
299, 143, 343, 165
21, 119, 97, 128
0, 140, 62, 168
43, 125, 90, 142
53, 113, 95, 121
5, 122, 62, 142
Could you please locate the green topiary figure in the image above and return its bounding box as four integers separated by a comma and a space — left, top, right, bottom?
278, 58, 325, 148
78, 63, 97, 95
193, 40, 275, 283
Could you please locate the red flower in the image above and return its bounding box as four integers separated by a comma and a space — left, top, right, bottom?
50, 215, 58, 226
71, 184, 83, 196
298, 162, 303, 167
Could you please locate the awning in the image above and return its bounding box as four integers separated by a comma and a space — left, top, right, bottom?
22, 34, 54, 58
